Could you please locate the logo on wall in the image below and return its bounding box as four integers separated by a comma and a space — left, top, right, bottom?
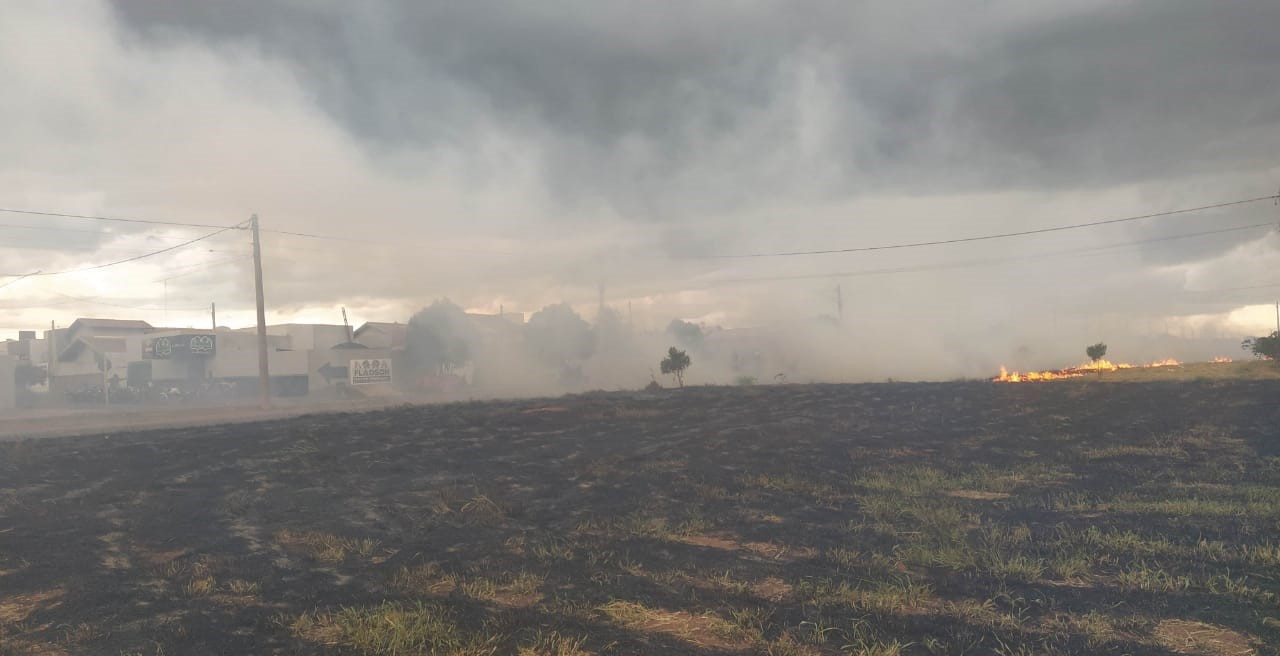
144, 334, 217, 360
153, 337, 173, 358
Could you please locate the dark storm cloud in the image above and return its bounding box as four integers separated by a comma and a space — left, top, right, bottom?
6, 1, 1278, 347
110, 0, 1280, 211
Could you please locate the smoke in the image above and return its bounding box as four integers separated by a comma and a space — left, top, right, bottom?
2, 1, 1279, 385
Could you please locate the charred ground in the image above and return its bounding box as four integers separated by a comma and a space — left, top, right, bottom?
2, 381, 1279, 655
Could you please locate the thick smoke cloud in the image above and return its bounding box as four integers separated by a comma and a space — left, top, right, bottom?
1, 1, 1278, 381
109, 1, 1280, 209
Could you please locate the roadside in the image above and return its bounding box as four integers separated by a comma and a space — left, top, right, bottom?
0, 395, 421, 441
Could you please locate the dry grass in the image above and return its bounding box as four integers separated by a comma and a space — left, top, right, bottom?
599, 600, 753, 649
291, 602, 497, 656
275, 530, 381, 563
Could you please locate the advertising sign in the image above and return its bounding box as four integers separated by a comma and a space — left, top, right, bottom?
144, 334, 217, 360
349, 358, 392, 385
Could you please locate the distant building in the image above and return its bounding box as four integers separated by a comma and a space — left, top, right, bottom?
235, 323, 353, 351
0, 355, 15, 411
8, 316, 411, 404
353, 322, 407, 349
3, 331, 40, 361
54, 335, 134, 392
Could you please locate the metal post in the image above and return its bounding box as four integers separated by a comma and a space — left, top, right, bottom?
211, 302, 217, 331
251, 214, 271, 408
48, 320, 56, 393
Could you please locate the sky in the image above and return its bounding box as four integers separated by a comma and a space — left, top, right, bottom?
2, 0, 1279, 378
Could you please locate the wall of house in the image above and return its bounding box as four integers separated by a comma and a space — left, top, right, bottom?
27, 338, 48, 364
49, 373, 102, 396
208, 348, 309, 379
279, 325, 350, 351
0, 356, 15, 411
55, 348, 131, 379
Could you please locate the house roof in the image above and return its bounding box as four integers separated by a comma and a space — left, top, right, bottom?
353, 322, 405, 336
67, 318, 153, 332
58, 336, 129, 362
62, 318, 153, 346
353, 322, 407, 347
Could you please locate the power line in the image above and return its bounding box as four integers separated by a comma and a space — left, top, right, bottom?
691, 194, 1279, 259
0, 271, 38, 292
0, 296, 82, 311
0, 238, 247, 256
686, 221, 1276, 287
260, 228, 522, 255
1185, 282, 1280, 294
0, 207, 242, 230
0, 222, 194, 240
153, 255, 252, 283
49, 291, 210, 313
0, 256, 248, 310
1, 223, 245, 278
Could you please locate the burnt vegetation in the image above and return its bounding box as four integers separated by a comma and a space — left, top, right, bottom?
1, 380, 1278, 655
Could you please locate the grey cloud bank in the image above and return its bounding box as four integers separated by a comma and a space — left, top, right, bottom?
1, 0, 1278, 380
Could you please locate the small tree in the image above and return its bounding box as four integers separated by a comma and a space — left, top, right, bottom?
660, 347, 691, 388
1241, 331, 1279, 361
666, 319, 704, 350
1086, 342, 1107, 363
407, 299, 474, 376
14, 363, 47, 388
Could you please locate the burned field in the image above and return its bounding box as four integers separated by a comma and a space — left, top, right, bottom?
2, 381, 1279, 655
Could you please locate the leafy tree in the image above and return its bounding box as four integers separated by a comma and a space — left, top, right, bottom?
14, 363, 46, 388
1241, 331, 1279, 361
1086, 342, 1107, 363
406, 299, 474, 375
660, 347, 691, 387
666, 319, 704, 350
526, 303, 595, 367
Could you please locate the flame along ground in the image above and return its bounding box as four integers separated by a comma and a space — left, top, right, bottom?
992, 357, 1218, 383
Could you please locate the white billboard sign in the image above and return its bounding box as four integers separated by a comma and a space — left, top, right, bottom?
349, 358, 393, 385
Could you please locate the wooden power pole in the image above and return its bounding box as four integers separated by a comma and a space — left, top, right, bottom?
48, 320, 56, 391
251, 214, 271, 408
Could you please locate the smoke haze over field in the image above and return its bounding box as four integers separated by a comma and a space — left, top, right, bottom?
3, 1, 1280, 382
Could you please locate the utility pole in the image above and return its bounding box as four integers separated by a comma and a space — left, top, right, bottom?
102, 356, 110, 407
48, 320, 56, 393
251, 214, 271, 408
342, 307, 353, 343
211, 302, 217, 331
836, 284, 844, 325
1275, 300, 1278, 337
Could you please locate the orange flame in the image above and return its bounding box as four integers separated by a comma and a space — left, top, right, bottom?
993, 357, 1182, 383
1212, 356, 1233, 363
